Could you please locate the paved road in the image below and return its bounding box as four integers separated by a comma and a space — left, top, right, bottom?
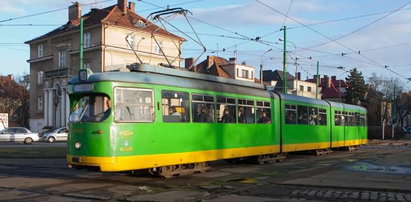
0, 140, 410, 201
0, 142, 66, 148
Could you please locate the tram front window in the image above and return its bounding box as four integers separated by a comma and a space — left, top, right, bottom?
69, 95, 111, 122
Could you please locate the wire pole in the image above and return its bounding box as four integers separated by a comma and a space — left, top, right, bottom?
282, 26, 287, 94
392, 84, 396, 139
316, 61, 319, 99
79, 17, 84, 70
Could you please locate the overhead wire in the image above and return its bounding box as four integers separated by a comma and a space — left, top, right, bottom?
0, 0, 113, 24
287, 6, 411, 30
255, 0, 410, 81
281, 0, 294, 28
307, 1, 411, 49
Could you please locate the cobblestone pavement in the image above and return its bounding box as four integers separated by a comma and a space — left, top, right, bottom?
0, 140, 410, 201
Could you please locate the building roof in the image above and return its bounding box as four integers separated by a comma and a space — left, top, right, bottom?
190, 56, 232, 79
306, 76, 348, 99
262, 70, 295, 82
25, 4, 184, 44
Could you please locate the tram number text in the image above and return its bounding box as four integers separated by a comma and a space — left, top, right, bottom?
119, 147, 133, 152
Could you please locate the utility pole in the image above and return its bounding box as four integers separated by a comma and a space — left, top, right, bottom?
79, 17, 84, 70
392, 84, 396, 139
339, 80, 342, 102
316, 61, 319, 99
282, 26, 287, 94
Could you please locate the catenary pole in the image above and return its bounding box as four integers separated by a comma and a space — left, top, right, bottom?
79, 17, 84, 70
316, 61, 319, 99
282, 26, 287, 94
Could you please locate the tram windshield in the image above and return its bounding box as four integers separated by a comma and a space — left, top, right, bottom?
69, 95, 111, 123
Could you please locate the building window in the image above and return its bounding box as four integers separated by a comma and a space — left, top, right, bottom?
37, 96, 43, 111
155, 41, 163, 54
299, 85, 304, 92
162, 91, 189, 123
84, 32, 91, 48
114, 88, 154, 122
241, 69, 249, 78
37, 71, 43, 85
307, 86, 312, 92
127, 35, 135, 49
37, 45, 43, 58
58, 50, 67, 68
250, 71, 253, 79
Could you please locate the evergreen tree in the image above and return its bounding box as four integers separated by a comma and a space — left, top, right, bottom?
345, 68, 367, 105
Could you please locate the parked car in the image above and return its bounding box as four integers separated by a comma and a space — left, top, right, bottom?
42, 127, 68, 143
0, 127, 39, 144
405, 127, 411, 134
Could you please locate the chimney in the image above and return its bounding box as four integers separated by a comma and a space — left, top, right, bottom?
296, 72, 301, 80
128, 2, 135, 13
118, 0, 127, 14
326, 76, 331, 88
229, 57, 236, 64
7, 74, 13, 81
185, 58, 195, 69
68, 2, 81, 23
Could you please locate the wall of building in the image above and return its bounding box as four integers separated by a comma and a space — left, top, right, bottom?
104, 25, 181, 68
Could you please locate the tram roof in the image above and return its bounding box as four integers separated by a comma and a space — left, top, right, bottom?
276, 93, 330, 106
70, 64, 278, 99
327, 101, 366, 112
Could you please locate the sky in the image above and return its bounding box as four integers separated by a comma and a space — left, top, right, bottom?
0, 0, 410, 86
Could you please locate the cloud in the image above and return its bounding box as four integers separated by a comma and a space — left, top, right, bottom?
0, 1, 27, 15
302, 10, 411, 79
191, 0, 327, 26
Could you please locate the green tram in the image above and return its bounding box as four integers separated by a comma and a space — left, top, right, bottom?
67, 64, 367, 176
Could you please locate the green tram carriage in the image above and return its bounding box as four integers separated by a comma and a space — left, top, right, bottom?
67, 64, 367, 173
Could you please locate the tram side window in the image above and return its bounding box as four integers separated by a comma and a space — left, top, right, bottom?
347, 112, 355, 126
297, 105, 308, 125
319, 109, 327, 125
285, 104, 297, 124
162, 91, 189, 122
342, 111, 348, 125
256, 101, 271, 124
334, 110, 342, 126
217, 97, 236, 123
114, 88, 154, 122
355, 113, 361, 126
192, 94, 215, 123
361, 113, 367, 126
238, 99, 255, 123
308, 107, 318, 125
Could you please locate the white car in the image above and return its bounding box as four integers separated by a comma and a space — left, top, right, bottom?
0, 127, 39, 144
43, 127, 68, 143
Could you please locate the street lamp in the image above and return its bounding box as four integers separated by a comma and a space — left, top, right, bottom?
260, 48, 273, 84
279, 38, 298, 94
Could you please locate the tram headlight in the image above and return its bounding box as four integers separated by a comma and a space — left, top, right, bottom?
75, 142, 81, 149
